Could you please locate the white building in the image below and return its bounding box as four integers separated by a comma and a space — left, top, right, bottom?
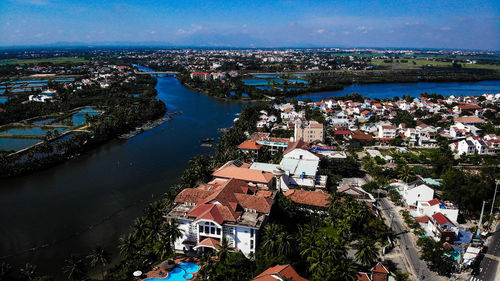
402, 179, 434, 207
417, 199, 459, 223
167, 178, 276, 257
377, 124, 396, 139
28, 89, 56, 102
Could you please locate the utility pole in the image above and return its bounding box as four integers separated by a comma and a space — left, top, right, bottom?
477, 201, 486, 236
490, 180, 500, 216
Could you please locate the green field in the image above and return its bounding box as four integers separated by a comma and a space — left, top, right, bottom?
370, 58, 500, 70
0, 57, 87, 65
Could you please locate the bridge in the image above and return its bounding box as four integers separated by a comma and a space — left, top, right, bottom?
134, 71, 178, 75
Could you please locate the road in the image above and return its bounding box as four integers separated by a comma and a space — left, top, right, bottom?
470, 222, 500, 281
379, 197, 437, 280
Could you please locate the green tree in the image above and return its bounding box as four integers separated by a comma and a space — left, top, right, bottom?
354, 238, 379, 266
87, 246, 110, 280
62, 255, 86, 281
20, 263, 38, 281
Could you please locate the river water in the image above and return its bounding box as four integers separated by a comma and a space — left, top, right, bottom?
0, 74, 245, 277
0, 73, 499, 277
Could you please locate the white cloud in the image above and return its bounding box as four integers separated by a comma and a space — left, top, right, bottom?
439, 26, 452, 31
150, 30, 157, 35
316, 29, 325, 34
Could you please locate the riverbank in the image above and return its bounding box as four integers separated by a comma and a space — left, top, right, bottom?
180, 67, 500, 101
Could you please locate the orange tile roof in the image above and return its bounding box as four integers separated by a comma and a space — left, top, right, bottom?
238, 141, 263, 150
356, 272, 371, 281
175, 189, 212, 203
197, 237, 220, 249
284, 189, 330, 208
213, 163, 274, 184
454, 116, 485, 123
253, 264, 308, 281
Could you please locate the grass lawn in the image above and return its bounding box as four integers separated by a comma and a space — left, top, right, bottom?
0, 57, 88, 65
370, 58, 500, 70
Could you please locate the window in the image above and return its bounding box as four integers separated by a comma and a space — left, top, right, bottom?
250, 240, 254, 249
199, 225, 203, 233
211, 227, 215, 234
217, 228, 221, 235
205, 226, 209, 233
250, 229, 254, 238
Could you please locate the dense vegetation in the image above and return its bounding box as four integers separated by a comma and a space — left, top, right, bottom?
0, 74, 165, 177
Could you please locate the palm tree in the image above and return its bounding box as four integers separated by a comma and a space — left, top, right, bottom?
276, 231, 293, 257
217, 237, 230, 263
162, 218, 182, 254
261, 224, 283, 256
0, 262, 12, 280
62, 254, 86, 281
398, 165, 414, 183
19, 263, 38, 281
87, 246, 110, 280
118, 233, 136, 260
354, 239, 379, 266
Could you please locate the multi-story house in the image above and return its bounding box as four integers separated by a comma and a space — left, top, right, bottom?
417, 199, 459, 223
294, 119, 324, 143
166, 178, 276, 257
377, 124, 396, 139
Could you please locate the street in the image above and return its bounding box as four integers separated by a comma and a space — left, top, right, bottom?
470, 222, 500, 281
379, 197, 438, 280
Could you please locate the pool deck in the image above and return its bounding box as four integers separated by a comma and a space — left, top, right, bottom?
140, 257, 200, 281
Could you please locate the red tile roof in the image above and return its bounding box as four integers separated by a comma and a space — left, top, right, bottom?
415, 216, 430, 223
196, 237, 220, 249
284, 189, 330, 208
213, 162, 274, 184
253, 264, 308, 281
432, 212, 454, 226
356, 272, 371, 281
238, 141, 263, 150
428, 199, 442, 206
179, 178, 274, 225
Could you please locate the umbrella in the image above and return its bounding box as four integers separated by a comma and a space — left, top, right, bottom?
133, 271, 142, 277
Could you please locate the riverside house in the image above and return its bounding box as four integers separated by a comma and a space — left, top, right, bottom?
166, 177, 277, 258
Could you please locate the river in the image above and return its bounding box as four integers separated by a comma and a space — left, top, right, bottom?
0, 73, 499, 278
0, 73, 245, 278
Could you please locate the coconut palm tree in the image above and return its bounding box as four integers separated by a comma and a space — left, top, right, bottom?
118, 233, 136, 260
217, 237, 230, 263
398, 165, 415, 183
261, 224, 284, 257
276, 231, 293, 257
0, 262, 12, 280
354, 238, 379, 266
87, 246, 110, 280
162, 218, 182, 253
19, 263, 38, 281
62, 254, 86, 281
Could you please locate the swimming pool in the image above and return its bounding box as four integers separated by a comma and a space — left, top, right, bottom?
145, 263, 200, 281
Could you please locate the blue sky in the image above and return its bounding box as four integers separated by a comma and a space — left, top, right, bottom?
1, 0, 499, 50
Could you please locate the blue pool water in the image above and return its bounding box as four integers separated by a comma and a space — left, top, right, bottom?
0, 97, 7, 104
146, 263, 200, 281
256, 86, 272, 91
242, 79, 271, 86
0, 89, 5, 95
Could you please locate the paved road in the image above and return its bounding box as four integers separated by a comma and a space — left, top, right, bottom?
379, 197, 437, 280
470, 222, 500, 281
